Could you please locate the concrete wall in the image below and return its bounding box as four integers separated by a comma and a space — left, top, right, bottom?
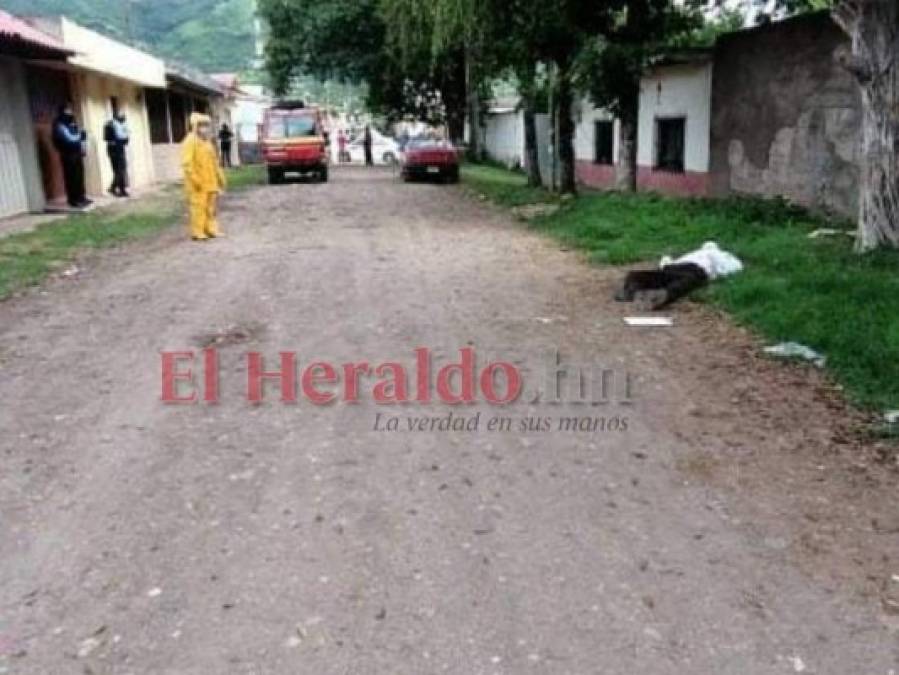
152, 144, 183, 183
709, 12, 860, 218
574, 98, 618, 190
71, 71, 157, 196
639, 62, 712, 174
484, 111, 525, 168
575, 62, 712, 197
574, 98, 620, 164
0, 57, 45, 216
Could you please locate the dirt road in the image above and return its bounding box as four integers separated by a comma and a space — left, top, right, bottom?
1, 167, 897, 673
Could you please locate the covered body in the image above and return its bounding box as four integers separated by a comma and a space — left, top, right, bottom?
660, 241, 743, 280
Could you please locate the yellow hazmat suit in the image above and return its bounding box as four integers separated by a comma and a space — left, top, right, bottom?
181, 112, 226, 240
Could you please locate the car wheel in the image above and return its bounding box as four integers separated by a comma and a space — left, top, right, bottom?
320, 166, 329, 182
267, 167, 283, 185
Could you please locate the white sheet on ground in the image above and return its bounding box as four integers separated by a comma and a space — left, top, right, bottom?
660, 241, 743, 280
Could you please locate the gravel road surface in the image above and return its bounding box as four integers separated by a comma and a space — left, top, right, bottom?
1, 167, 897, 674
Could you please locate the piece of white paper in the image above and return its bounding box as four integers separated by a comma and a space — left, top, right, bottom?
624, 316, 674, 327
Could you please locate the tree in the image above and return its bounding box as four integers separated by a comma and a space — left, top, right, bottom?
430, 0, 496, 158
259, 0, 385, 94
526, 1, 623, 194
427, 0, 547, 182
378, 0, 470, 141
259, 0, 465, 132
738, 0, 898, 249
577, 0, 700, 191
832, 0, 899, 250
518, 63, 545, 187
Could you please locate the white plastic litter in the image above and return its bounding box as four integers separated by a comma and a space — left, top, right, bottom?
624, 316, 674, 327
788, 655, 807, 673
808, 228, 856, 239
763, 342, 826, 368
885, 411, 899, 425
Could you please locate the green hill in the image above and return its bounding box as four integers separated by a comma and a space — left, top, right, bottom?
0, 0, 257, 72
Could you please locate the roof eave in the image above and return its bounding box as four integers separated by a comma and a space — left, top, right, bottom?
165, 72, 224, 97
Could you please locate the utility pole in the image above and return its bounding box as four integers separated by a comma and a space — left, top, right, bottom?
549, 63, 558, 192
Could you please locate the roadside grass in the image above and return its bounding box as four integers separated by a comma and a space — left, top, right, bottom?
462, 163, 899, 412
0, 168, 264, 301
226, 164, 267, 190
0, 201, 180, 301
462, 163, 554, 208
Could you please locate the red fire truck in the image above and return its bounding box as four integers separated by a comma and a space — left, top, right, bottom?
261, 101, 329, 184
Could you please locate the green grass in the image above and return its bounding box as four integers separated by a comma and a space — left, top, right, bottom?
462, 164, 899, 412
226, 164, 267, 191
0, 203, 180, 301
0, 168, 267, 301
462, 163, 554, 208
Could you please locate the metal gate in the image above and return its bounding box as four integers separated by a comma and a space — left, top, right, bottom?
0, 62, 29, 218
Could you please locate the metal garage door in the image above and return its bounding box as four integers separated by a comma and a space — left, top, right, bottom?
0, 62, 29, 218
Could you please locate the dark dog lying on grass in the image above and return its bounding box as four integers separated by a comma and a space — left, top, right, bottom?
615, 242, 743, 310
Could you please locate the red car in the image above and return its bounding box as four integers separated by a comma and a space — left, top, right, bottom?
401, 139, 460, 183
262, 102, 329, 184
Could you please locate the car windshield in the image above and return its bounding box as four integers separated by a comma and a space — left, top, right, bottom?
268, 115, 317, 139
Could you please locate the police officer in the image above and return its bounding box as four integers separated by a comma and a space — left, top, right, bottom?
53, 103, 90, 208
105, 105, 130, 197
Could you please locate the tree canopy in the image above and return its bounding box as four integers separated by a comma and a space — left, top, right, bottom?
260, 0, 898, 248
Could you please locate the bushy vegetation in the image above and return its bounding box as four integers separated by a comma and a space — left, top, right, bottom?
463, 164, 899, 411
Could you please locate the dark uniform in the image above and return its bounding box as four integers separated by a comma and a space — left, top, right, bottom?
53, 108, 88, 208
105, 114, 130, 197
218, 124, 234, 168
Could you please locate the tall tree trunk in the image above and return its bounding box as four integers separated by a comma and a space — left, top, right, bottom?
518, 65, 542, 187
446, 107, 466, 146
556, 59, 577, 195
615, 84, 640, 192
443, 50, 468, 146
834, 0, 899, 251
523, 96, 542, 187
466, 46, 483, 161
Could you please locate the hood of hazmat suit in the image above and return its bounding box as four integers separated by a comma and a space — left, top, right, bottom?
182, 112, 225, 194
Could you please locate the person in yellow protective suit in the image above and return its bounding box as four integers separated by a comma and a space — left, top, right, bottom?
181, 112, 226, 240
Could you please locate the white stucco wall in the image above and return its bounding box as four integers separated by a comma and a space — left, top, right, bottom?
71, 72, 157, 195
573, 98, 618, 164
233, 94, 270, 142
484, 111, 525, 167
61, 18, 166, 88
637, 62, 712, 173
